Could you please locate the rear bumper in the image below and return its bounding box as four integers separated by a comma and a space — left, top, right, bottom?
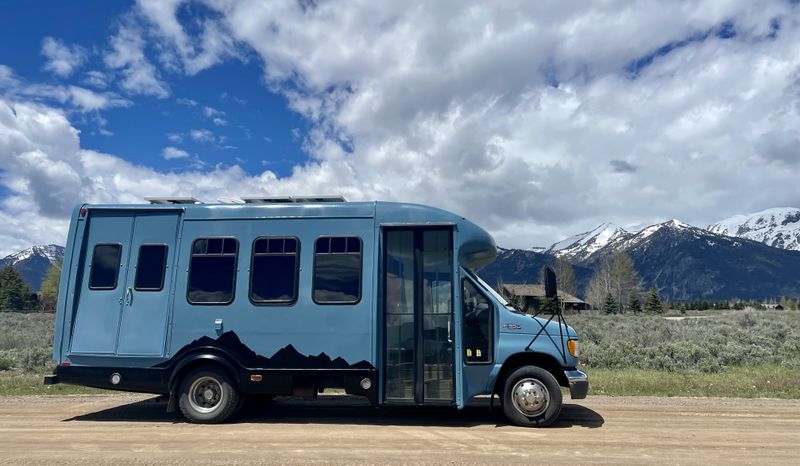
565, 369, 588, 399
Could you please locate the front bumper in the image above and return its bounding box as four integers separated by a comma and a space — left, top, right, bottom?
565, 369, 588, 399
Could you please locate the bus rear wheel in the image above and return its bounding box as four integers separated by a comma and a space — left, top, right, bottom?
502, 366, 562, 427
178, 367, 239, 424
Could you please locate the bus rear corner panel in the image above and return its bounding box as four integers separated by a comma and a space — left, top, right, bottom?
54, 364, 171, 394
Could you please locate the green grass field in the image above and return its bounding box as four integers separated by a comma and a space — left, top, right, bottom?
1, 310, 798, 398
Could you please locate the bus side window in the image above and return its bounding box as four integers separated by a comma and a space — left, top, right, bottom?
88, 244, 122, 290
462, 279, 493, 364
250, 237, 300, 304
134, 244, 168, 291
187, 237, 238, 305
312, 236, 362, 304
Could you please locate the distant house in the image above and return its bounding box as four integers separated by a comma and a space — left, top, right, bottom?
499, 283, 589, 313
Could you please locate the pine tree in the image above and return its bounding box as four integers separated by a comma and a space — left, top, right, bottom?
603, 293, 618, 314
539, 296, 559, 314
644, 287, 662, 314
0, 266, 34, 311
38, 260, 62, 312
629, 296, 642, 314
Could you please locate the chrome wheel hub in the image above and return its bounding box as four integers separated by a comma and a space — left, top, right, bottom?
511, 378, 549, 416
189, 376, 224, 413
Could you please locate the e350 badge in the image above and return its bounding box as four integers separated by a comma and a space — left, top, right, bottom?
502, 323, 522, 330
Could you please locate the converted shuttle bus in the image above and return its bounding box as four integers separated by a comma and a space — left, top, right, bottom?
46, 198, 588, 427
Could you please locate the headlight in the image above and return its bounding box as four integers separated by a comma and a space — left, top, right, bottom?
567, 339, 580, 358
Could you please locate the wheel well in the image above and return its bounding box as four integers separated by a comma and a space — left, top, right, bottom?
493, 352, 568, 395
169, 355, 239, 394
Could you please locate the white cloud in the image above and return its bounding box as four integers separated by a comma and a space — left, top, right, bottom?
187, 0, 800, 247
83, 70, 109, 89
66, 86, 132, 112
41, 37, 87, 77
176, 97, 197, 106
167, 132, 183, 143
189, 129, 214, 142
1, 65, 131, 113
202, 106, 222, 117
212, 117, 227, 126
104, 19, 170, 98
136, 0, 243, 75
162, 146, 190, 159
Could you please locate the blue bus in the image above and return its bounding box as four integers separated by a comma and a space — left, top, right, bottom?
46, 197, 587, 426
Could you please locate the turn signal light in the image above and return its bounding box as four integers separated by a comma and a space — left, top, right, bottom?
567, 339, 579, 358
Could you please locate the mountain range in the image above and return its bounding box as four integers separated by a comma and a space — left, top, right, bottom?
479, 208, 800, 301
0, 245, 65, 291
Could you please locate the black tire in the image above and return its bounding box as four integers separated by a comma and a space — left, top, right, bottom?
502, 366, 562, 427
178, 367, 240, 424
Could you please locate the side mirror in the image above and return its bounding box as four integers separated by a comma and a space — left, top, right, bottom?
543, 265, 557, 299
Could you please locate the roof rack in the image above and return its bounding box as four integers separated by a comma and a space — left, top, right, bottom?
240, 195, 347, 204
145, 197, 201, 205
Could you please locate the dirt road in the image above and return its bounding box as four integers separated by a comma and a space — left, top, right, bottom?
0, 394, 797, 464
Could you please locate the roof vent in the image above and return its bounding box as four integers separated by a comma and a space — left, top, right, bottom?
241, 195, 346, 204
146, 197, 201, 205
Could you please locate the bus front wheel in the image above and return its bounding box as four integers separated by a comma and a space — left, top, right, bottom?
502, 365, 562, 427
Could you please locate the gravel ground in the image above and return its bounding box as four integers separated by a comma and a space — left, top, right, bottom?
0, 394, 798, 464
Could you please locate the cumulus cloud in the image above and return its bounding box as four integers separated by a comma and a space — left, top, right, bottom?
162, 146, 190, 159
41, 37, 87, 77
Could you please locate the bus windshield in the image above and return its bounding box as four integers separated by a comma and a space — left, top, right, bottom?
464, 269, 521, 313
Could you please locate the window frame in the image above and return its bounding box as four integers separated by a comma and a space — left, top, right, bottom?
248, 236, 301, 306
186, 237, 239, 305
461, 277, 494, 365
133, 243, 169, 292
88, 243, 123, 291
312, 235, 363, 305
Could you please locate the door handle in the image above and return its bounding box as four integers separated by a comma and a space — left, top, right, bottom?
447, 319, 452, 343
125, 287, 133, 306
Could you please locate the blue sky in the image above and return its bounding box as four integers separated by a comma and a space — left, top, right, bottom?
1, 1, 799, 256
1, 1, 308, 177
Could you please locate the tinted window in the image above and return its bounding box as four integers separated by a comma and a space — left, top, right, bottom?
462, 279, 492, 364
250, 237, 299, 304
187, 238, 238, 304
313, 236, 362, 304
89, 244, 122, 290
134, 245, 168, 291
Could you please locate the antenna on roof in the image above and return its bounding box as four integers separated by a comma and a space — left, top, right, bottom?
145, 197, 201, 205
240, 195, 347, 204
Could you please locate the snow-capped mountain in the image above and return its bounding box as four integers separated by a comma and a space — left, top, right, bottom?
708, 207, 800, 251
544, 222, 631, 262
483, 217, 800, 300
0, 244, 65, 291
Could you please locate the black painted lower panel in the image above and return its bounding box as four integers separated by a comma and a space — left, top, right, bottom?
54, 365, 379, 405
56, 365, 170, 394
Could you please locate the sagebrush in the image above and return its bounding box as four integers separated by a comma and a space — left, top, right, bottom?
570, 310, 800, 373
